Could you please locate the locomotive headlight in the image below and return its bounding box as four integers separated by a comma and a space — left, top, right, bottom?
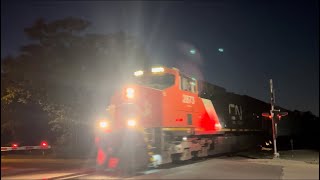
151, 67, 164, 73
127, 119, 136, 127
126, 88, 135, 99
99, 121, 109, 128
134, 70, 144, 76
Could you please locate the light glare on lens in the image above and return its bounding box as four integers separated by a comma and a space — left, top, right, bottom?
99, 121, 109, 128
126, 88, 135, 99
134, 70, 144, 76
127, 119, 136, 127
151, 67, 164, 73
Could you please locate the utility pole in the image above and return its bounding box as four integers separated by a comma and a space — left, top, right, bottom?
270, 79, 280, 158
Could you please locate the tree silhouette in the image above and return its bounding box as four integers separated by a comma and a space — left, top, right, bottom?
1, 17, 149, 152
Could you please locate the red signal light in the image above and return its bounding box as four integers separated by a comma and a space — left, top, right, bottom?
279, 112, 288, 117
12, 143, 18, 148
40, 141, 48, 148
262, 113, 271, 119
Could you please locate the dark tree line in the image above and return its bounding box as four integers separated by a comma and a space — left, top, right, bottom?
1, 17, 149, 155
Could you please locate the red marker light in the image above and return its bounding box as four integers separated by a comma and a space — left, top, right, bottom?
262, 113, 271, 118
12, 143, 18, 148
40, 141, 48, 148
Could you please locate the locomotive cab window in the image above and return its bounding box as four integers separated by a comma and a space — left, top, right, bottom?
180, 75, 197, 93
133, 73, 175, 90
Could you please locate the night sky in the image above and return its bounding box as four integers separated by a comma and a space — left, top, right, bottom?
1, 0, 319, 116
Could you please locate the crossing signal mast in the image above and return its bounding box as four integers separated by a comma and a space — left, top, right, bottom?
262, 79, 288, 158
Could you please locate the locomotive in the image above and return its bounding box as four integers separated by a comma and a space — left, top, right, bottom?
95, 66, 271, 171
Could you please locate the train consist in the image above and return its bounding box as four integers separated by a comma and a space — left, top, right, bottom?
95, 66, 284, 171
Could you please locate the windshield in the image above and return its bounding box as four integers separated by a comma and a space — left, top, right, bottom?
133, 73, 175, 90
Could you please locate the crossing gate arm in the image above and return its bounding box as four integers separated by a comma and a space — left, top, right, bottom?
1, 145, 51, 152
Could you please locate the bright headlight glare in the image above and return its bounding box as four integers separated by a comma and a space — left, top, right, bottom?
99, 121, 109, 128
126, 88, 135, 99
151, 67, 164, 73
134, 70, 144, 76
127, 119, 136, 127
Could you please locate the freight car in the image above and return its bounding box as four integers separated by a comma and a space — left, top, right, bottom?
95, 66, 272, 172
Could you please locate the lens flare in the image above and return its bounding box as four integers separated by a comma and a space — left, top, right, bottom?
126, 88, 135, 99
127, 119, 136, 127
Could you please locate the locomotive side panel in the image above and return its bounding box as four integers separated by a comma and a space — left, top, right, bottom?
198, 81, 245, 130
199, 81, 270, 131
241, 95, 271, 133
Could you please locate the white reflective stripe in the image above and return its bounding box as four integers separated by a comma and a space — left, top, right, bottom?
201, 98, 220, 124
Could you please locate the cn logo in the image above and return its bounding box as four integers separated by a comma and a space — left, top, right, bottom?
228, 104, 243, 121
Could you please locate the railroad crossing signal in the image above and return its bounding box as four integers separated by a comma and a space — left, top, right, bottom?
1, 141, 51, 152
262, 110, 288, 123
262, 113, 272, 119
275, 111, 288, 123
